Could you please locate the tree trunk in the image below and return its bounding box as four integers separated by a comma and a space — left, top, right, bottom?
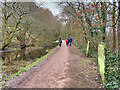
118, 1, 120, 59
20, 48, 26, 60
82, 3, 93, 37
20, 30, 26, 60
112, 2, 116, 50
101, 2, 107, 42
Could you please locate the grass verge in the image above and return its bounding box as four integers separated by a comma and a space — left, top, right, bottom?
0, 46, 57, 86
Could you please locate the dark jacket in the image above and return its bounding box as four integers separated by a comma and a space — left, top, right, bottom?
59, 39, 62, 43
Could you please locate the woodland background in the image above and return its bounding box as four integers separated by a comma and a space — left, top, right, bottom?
0, 1, 120, 88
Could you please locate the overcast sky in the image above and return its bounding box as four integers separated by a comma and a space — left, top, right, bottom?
42, 2, 61, 16
35, 0, 62, 16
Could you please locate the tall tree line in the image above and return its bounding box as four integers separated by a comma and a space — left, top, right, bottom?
59, 1, 119, 54
1, 2, 62, 60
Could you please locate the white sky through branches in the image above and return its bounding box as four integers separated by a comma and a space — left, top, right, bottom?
41, 2, 61, 16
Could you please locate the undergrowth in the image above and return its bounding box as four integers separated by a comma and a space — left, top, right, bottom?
104, 48, 120, 89
73, 41, 119, 89
1, 46, 56, 87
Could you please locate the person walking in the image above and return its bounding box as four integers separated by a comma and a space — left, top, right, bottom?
59, 38, 62, 47
66, 37, 69, 46
69, 36, 72, 46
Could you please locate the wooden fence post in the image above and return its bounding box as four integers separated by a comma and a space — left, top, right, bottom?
98, 42, 106, 83
86, 41, 90, 56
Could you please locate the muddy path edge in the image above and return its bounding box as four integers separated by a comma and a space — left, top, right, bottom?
2, 46, 59, 88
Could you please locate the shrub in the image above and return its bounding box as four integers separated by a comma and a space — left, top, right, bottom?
104, 49, 119, 88
15, 73, 20, 76
20, 68, 27, 72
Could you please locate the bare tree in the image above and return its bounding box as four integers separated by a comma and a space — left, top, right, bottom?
112, 2, 116, 50
118, 1, 120, 59
2, 2, 27, 50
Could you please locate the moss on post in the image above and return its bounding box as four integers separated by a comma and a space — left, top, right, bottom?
98, 42, 106, 83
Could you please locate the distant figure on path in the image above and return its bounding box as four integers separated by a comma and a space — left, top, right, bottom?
66, 38, 69, 46
59, 38, 62, 47
69, 36, 72, 46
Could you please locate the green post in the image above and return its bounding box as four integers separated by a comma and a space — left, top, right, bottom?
86, 41, 90, 56
98, 42, 106, 83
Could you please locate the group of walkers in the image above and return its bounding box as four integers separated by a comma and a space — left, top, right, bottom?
58, 37, 72, 47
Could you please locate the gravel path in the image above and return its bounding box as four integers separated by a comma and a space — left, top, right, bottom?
7, 42, 70, 88
5, 42, 101, 88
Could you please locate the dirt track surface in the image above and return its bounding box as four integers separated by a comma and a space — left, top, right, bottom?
5, 42, 101, 88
